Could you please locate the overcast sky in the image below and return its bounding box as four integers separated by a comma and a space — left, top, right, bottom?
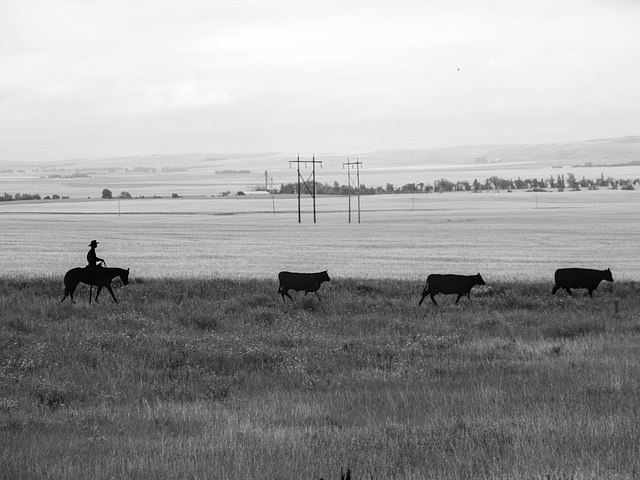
1, 0, 639, 162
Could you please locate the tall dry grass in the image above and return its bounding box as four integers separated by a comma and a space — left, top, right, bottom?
1, 276, 639, 479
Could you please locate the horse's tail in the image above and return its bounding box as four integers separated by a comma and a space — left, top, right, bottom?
60, 280, 70, 302
61, 267, 83, 303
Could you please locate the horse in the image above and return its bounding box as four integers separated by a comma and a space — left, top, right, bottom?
61, 267, 130, 304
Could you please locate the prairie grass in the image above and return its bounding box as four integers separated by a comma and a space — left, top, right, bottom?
1, 276, 640, 479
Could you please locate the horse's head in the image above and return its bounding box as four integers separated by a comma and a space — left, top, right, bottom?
120, 268, 130, 286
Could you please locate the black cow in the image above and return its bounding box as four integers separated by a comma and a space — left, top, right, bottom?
552, 268, 614, 297
278, 270, 331, 302
419, 273, 486, 306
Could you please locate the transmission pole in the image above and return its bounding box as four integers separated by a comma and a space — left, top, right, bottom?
288, 155, 323, 223
343, 158, 363, 223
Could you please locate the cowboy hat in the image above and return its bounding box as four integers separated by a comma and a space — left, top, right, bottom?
88, 240, 99, 247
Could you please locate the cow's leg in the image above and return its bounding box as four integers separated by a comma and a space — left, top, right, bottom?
314, 291, 322, 301
455, 294, 462, 304
430, 293, 438, 306
284, 290, 294, 302
565, 288, 572, 296
586, 289, 593, 298
552, 286, 559, 295
419, 288, 430, 306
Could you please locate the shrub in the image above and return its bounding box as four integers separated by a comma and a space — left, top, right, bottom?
30, 378, 76, 408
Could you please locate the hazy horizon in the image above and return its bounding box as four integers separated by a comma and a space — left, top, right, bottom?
2, 0, 640, 163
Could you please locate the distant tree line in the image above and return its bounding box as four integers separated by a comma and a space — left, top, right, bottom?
2, 172, 637, 202
2, 192, 70, 201
2, 192, 42, 201
41, 173, 90, 179
278, 172, 637, 195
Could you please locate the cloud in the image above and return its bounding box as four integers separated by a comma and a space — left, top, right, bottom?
1, 0, 639, 161
131, 81, 237, 113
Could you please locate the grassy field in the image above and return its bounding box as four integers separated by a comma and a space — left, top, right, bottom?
1, 275, 640, 479
1, 189, 639, 478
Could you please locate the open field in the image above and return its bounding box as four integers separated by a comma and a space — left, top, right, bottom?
1, 189, 639, 283
1, 276, 640, 479
2, 188, 640, 479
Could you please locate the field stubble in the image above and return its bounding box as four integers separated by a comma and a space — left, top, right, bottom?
1, 189, 639, 283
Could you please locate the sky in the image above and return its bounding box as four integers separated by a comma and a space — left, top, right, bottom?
1, 0, 639, 162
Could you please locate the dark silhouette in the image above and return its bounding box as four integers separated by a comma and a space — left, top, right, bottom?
419, 273, 486, 306
85, 239, 106, 302
278, 270, 331, 302
552, 268, 614, 297
319, 465, 351, 480
61, 267, 130, 304
87, 240, 105, 269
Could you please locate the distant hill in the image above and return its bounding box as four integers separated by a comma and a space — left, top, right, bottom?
1, 136, 639, 198
360, 136, 640, 168
2, 136, 639, 172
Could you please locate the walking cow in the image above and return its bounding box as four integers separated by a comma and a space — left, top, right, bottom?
552, 268, 614, 297
278, 270, 331, 302
419, 273, 486, 306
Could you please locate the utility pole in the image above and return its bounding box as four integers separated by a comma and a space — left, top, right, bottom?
343, 158, 363, 223
288, 155, 323, 223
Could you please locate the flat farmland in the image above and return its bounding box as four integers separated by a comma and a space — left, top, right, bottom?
1, 189, 638, 283
3, 188, 640, 479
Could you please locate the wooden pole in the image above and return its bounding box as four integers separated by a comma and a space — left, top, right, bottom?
312, 155, 318, 223
347, 161, 352, 223
356, 160, 361, 223
296, 155, 301, 223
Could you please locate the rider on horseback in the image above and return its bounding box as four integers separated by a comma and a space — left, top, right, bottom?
87, 240, 105, 271
62, 244, 128, 303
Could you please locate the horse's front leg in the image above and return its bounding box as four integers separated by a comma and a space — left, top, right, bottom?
95, 285, 103, 303
89, 285, 92, 304
106, 285, 118, 303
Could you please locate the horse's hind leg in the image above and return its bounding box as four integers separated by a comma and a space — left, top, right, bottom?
62, 285, 76, 303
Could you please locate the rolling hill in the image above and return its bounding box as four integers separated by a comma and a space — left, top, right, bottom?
2, 136, 639, 172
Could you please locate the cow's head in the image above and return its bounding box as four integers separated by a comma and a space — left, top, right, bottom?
320, 270, 331, 283
604, 268, 614, 282
476, 273, 486, 286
